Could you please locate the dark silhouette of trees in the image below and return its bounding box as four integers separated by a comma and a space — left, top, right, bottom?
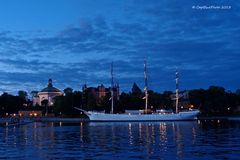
54, 95, 64, 116
127, 83, 144, 109
63, 87, 73, 95
18, 90, 28, 107
98, 91, 111, 112
189, 89, 207, 114
53, 84, 240, 117
53, 89, 83, 117
0, 93, 21, 116
132, 82, 142, 96
87, 92, 96, 111
41, 99, 49, 116
161, 91, 173, 110
1, 84, 240, 117
189, 86, 240, 116
18, 90, 28, 100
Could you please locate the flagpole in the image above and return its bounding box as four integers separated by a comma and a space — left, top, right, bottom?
110, 62, 114, 114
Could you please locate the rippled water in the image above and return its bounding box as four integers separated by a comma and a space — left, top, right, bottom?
0, 120, 240, 160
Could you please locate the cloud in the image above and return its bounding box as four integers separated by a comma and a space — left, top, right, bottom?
0, 0, 239, 94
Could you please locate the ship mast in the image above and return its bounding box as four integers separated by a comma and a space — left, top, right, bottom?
144, 60, 148, 111
110, 62, 114, 114
175, 68, 179, 113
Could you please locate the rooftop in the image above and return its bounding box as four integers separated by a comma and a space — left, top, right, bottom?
40, 79, 62, 93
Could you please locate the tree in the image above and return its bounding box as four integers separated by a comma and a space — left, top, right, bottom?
18, 90, 28, 107
30, 91, 38, 97
119, 92, 131, 111
161, 91, 173, 110
189, 89, 206, 110
87, 92, 96, 111
97, 91, 111, 112
18, 90, 28, 100
64, 87, 73, 95
148, 90, 162, 110
131, 82, 142, 97
53, 95, 64, 116
236, 89, 240, 95
189, 86, 238, 116
206, 86, 227, 115
53, 92, 84, 117
41, 99, 49, 116
0, 92, 21, 116
72, 91, 82, 108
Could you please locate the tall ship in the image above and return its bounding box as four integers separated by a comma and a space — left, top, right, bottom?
76, 61, 200, 121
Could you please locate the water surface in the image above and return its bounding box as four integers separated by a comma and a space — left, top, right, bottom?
0, 120, 239, 159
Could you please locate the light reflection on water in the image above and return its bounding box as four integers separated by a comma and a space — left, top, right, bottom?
0, 120, 240, 160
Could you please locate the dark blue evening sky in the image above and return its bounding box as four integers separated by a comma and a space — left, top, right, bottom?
0, 0, 239, 94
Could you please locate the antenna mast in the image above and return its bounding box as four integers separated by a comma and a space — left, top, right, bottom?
144, 60, 148, 111
175, 68, 179, 113
110, 62, 114, 114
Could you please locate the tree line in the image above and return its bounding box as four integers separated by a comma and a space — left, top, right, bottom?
0, 84, 240, 117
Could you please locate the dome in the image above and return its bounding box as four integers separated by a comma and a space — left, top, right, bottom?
40, 79, 62, 93
41, 86, 61, 92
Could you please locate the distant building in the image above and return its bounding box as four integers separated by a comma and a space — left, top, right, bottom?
171, 90, 191, 109
33, 79, 63, 106
83, 83, 120, 104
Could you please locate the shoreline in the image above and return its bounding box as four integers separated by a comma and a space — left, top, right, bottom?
36, 117, 89, 122
1, 116, 240, 123
36, 116, 240, 122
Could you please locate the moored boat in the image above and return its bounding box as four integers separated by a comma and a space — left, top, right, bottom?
75, 109, 200, 121
76, 61, 200, 121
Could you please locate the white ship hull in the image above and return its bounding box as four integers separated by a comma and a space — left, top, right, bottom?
77, 109, 200, 121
